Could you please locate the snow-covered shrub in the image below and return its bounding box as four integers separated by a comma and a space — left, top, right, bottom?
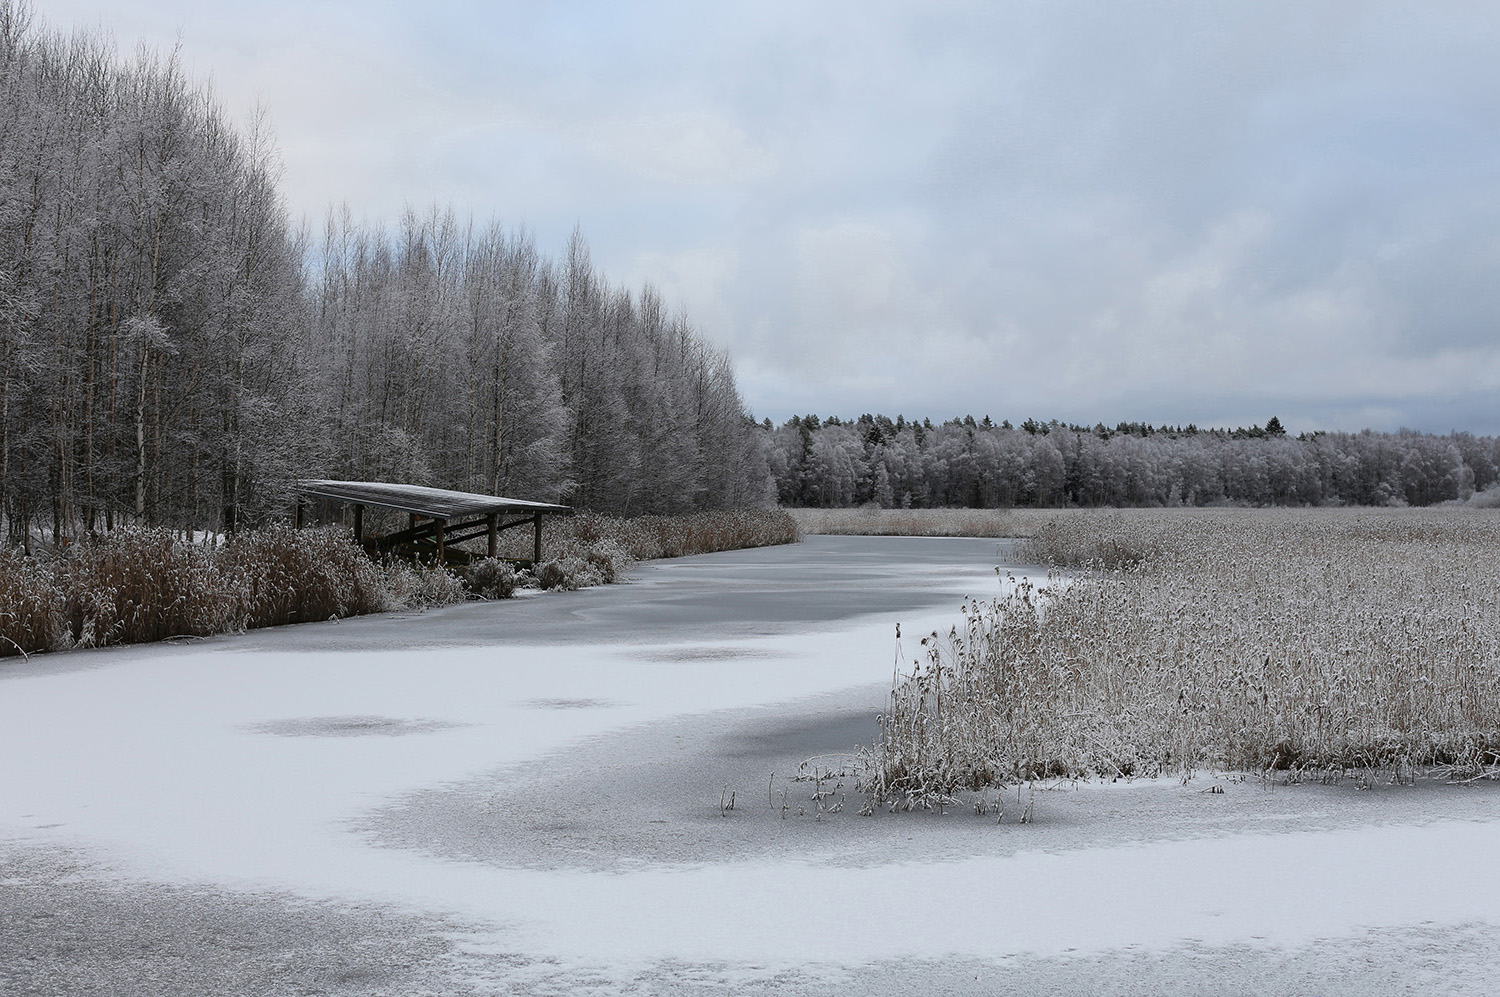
580, 539, 632, 584
382, 561, 467, 609
0, 547, 62, 657
1470, 487, 1500, 509
535, 556, 604, 592
463, 557, 520, 599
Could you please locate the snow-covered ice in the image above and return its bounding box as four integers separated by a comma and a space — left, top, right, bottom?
3, 535, 1498, 995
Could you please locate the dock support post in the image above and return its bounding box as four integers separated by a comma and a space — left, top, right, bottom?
533, 512, 542, 564
353, 504, 364, 544
486, 513, 497, 558
436, 518, 446, 564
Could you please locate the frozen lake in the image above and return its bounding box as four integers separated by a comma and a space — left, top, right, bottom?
3, 535, 1499, 995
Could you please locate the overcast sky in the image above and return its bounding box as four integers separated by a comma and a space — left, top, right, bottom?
44, 0, 1500, 434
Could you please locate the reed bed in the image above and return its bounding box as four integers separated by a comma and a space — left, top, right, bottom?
486, 508, 799, 591
0, 546, 62, 657
1, 526, 400, 654
217, 525, 393, 629
492, 508, 802, 562
868, 508, 1500, 805
1, 510, 802, 657
55, 528, 234, 646
790, 506, 1021, 538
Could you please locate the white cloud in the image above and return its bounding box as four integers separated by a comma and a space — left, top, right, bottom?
625, 245, 742, 339
577, 112, 777, 185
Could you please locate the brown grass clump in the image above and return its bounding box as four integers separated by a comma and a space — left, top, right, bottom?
55, 529, 232, 647
1, 525, 451, 655
869, 508, 1500, 805
48, 526, 400, 648
461, 558, 520, 599
1, 510, 799, 657
0, 546, 63, 657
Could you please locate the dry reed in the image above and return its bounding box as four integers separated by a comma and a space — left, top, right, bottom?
868, 508, 1500, 805
55, 529, 232, 647
490, 508, 801, 562
217, 524, 390, 628
0, 545, 62, 657
1, 509, 801, 656
790, 507, 1020, 538
1, 526, 425, 654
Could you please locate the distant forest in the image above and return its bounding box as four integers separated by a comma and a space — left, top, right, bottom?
768, 415, 1500, 509
0, 4, 771, 543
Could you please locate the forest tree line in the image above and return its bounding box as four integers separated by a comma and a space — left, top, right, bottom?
770, 414, 1500, 509
0, 3, 771, 545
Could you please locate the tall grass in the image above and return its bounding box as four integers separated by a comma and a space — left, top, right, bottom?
0, 526, 416, 655
493, 509, 800, 591
217, 525, 391, 628
868, 508, 1500, 805
1, 510, 802, 657
492, 508, 802, 561
0, 546, 62, 657
789, 507, 1019, 538
55, 529, 231, 646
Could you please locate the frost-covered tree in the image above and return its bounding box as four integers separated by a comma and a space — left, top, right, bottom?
766, 414, 1498, 510
0, 2, 773, 544
0, 1, 309, 541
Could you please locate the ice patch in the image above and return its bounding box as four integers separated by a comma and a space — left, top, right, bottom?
628, 645, 792, 662
519, 698, 618, 710
246, 716, 464, 738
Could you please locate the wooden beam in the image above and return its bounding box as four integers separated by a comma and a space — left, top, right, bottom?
353, 504, 364, 544
497, 515, 539, 533
533, 512, 542, 564
377, 516, 489, 552
372, 510, 567, 558
294, 500, 303, 529
437, 525, 490, 546
376, 518, 443, 551
435, 518, 445, 564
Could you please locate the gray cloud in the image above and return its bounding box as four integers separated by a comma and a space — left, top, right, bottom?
47, 0, 1500, 433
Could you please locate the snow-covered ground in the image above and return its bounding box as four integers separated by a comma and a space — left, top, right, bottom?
3, 535, 1499, 995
